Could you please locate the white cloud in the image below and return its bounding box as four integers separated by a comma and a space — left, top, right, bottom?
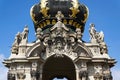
0, 54, 7, 80
112, 68, 120, 80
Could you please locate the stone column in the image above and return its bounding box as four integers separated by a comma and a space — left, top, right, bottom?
76, 69, 80, 80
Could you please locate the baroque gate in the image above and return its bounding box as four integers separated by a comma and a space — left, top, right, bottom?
3, 0, 115, 80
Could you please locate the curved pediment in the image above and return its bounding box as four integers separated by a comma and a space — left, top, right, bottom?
26, 41, 92, 62
73, 42, 93, 58
26, 42, 45, 58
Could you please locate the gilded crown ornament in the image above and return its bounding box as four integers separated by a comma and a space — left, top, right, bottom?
30, 0, 89, 33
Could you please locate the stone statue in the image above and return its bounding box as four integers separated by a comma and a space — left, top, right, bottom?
12, 32, 21, 47
89, 23, 97, 40
96, 31, 104, 43
20, 26, 29, 44
76, 28, 82, 42
11, 32, 21, 54
89, 23, 108, 54
36, 28, 43, 40
43, 34, 50, 47
96, 31, 108, 54
99, 42, 108, 54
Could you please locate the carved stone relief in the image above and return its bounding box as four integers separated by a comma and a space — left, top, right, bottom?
94, 65, 103, 80
31, 70, 40, 80
8, 72, 16, 80
17, 72, 26, 80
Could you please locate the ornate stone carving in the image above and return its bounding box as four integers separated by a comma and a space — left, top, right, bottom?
38, 14, 79, 59
103, 73, 112, 80
94, 65, 103, 80
94, 65, 102, 74
31, 70, 40, 80
102, 65, 112, 80
8, 72, 16, 80
94, 73, 103, 80
79, 70, 88, 80
17, 72, 26, 80
36, 28, 43, 40
76, 28, 82, 42
55, 11, 64, 21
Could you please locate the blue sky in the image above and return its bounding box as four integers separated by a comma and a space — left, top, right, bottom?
0, 0, 120, 80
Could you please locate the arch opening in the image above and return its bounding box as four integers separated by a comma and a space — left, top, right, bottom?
42, 54, 76, 80
53, 77, 68, 80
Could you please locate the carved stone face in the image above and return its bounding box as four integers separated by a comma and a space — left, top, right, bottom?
44, 37, 50, 43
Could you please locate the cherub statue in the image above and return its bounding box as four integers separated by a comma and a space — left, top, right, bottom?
97, 31, 104, 43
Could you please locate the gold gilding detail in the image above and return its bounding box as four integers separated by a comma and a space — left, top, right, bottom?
76, 23, 80, 28
72, 0, 79, 8
70, 0, 79, 18
40, 0, 48, 8
38, 25, 41, 28
43, 22, 47, 27
46, 20, 50, 25
40, 8, 49, 18
81, 6, 89, 23
63, 19, 67, 24
78, 25, 82, 29
39, 23, 43, 28
70, 7, 80, 18
69, 20, 73, 25
81, 13, 88, 23
73, 22, 77, 26
40, 0, 49, 18
52, 19, 56, 25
